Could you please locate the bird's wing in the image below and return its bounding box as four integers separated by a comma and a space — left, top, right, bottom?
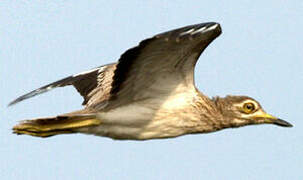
9, 63, 117, 106
9, 22, 221, 110
103, 22, 221, 110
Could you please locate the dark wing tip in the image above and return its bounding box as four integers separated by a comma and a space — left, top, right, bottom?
155, 22, 222, 39
8, 88, 50, 107
8, 100, 19, 107
7, 75, 75, 107
8, 100, 18, 107
8, 64, 114, 107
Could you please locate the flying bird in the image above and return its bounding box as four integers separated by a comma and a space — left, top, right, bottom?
10, 22, 293, 140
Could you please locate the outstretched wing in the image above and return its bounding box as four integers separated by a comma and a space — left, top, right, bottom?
10, 22, 221, 111
104, 22, 222, 110
9, 63, 116, 107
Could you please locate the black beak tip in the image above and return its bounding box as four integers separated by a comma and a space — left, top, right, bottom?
274, 119, 293, 127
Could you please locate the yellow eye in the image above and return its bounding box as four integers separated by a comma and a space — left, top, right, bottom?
243, 102, 255, 113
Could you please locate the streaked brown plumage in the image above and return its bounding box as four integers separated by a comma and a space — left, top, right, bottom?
9, 22, 292, 140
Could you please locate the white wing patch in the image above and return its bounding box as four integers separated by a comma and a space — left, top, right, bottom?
179, 28, 195, 36
179, 23, 220, 37
191, 27, 207, 35
191, 24, 219, 35
203, 24, 219, 33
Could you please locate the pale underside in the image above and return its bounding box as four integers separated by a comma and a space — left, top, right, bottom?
80, 82, 207, 140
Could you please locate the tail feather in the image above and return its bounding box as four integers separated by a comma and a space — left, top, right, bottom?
13, 114, 100, 138
13, 129, 73, 137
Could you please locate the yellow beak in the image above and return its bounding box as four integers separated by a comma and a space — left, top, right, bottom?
256, 113, 293, 127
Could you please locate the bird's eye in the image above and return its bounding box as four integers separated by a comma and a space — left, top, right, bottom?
243, 102, 255, 113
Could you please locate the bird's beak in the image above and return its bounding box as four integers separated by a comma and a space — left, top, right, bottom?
256, 113, 293, 127
273, 118, 293, 127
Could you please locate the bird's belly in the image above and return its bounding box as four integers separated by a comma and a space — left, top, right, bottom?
80, 102, 190, 140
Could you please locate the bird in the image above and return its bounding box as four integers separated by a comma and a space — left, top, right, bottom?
9, 22, 293, 140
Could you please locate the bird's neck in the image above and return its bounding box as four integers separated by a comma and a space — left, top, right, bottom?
183, 93, 228, 134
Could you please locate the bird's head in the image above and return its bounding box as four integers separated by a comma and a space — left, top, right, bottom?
213, 96, 293, 128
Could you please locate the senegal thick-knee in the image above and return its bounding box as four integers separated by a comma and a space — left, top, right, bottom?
10, 22, 292, 140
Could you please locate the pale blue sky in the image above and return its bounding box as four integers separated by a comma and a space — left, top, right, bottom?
1, 1, 302, 179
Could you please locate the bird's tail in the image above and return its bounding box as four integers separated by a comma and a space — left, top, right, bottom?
13, 112, 100, 138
